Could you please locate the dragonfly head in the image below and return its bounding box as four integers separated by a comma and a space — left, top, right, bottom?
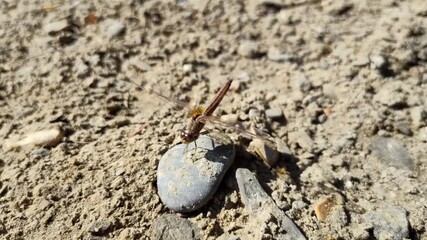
180, 129, 197, 144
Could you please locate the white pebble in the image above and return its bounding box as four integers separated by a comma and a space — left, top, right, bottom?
4, 129, 64, 150
248, 108, 260, 119
102, 19, 126, 38
182, 64, 193, 73
370, 54, 387, 69
265, 108, 283, 119
43, 20, 68, 33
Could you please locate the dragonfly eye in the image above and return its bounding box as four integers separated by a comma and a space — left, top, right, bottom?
179, 130, 195, 143
179, 129, 187, 138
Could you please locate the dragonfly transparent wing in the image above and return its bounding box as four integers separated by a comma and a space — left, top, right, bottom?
198, 115, 273, 142
127, 79, 193, 112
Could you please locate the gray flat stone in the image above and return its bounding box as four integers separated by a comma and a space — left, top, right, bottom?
363, 205, 409, 240
369, 137, 414, 170
288, 130, 316, 153
236, 168, 306, 240
157, 134, 235, 213
88, 219, 113, 236
149, 214, 201, 240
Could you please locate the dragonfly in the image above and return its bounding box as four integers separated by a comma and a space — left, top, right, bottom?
128, 77, 271, 144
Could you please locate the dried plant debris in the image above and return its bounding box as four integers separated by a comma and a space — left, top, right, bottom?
4, 128, 64, 150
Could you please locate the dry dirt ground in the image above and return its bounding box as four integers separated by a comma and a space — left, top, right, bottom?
0, 0, 426, 239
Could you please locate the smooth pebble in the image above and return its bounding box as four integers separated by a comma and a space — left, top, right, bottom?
149, 214, 201, 240
369, 137, 414, 170
369, 54, 387, 69
363, 205, 409, 240
43, 20, 68, 33
101, 19, 126, 37
265, 107, 283, 119
267, 47, 298, 62
157, 134, 235, 213
238, 41, 263, 58
293, 72, 312, 93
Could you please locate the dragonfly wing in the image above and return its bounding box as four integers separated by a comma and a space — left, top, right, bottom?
127, 79, 193, 112
199, 115, 273, 142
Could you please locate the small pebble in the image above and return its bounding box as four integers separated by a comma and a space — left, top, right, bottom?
238, 41, 263, 58
149, 214, 201, 240
43, 20, 68, 34
394, 122, 412, 136
248, 108, 260, 119
293, 72, 312, 93
314, 194, 348, 230
101, 19, 126, 37
345, 180, 354, 189
73, 58, 90, 78
236, 71, 251, 82
118, 228, 139, 239
373, 82, 407, 108
362, 205, 409, 240
370, 54, 387, 69
265, 107, 283, 120
182, 63, 193, 73
88, 54, 100, 66
352, 227, 371, 240
275, 138, 292, 158
248, 138, 279, 167
314, 196, 336, 221
352, 56, 370, 67
218, 233, 240, 240
322, 84, 337, 99
88, 220, 113, 236
288, 130, 316, 153
267, 47, 298, 62
187, 0, 210, 12
369, 137, 414, 170
292, 200, 307, 211
157, 134, 235, 212
220, 114, 238, 123
418, 127, 427, 142
410, 106, 426, 127
4, 128, 64, 151
31, 148, 50, 159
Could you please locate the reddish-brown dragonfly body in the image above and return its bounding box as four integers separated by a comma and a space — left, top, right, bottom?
180, 78, 233, 143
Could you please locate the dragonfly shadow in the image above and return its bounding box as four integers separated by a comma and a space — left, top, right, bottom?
202, 144, 235, 164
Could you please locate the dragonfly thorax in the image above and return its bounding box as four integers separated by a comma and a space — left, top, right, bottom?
187, 106, 205, 120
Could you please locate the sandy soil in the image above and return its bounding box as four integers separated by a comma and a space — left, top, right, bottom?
0, 0, 426, 239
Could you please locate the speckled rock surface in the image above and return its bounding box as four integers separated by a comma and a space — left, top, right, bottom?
157, 134, 235, 212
